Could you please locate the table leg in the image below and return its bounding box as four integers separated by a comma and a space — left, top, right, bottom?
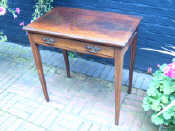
62, 50, 71, 78
128, 32, 138, 94
28, 34, 49, 102
114, 48, 124, 125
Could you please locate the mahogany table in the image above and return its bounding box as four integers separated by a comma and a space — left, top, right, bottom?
23, 7, 142, 125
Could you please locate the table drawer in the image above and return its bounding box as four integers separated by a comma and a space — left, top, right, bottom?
31, 33, 114, 58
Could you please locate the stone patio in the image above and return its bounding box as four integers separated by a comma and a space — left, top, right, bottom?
0, 42, 158, 131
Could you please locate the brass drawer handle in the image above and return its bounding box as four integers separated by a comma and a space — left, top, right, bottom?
85, 45, 101, 53
42, 37, 56, 44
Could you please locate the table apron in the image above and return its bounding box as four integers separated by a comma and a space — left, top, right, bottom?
30, 33, 115, 58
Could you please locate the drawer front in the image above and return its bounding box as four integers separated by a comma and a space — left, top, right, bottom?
31, 33, 114, 58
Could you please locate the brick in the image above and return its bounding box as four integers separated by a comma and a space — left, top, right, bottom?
28, 105, 47, 122
90, 123, 101, 131
125, 93, 142, 101
86, 112, 114, 125
100, 65, 112, 80
131, 87, 137, 94
70, 59, 86, 73
79, 60, 92, 74
106, 67, 114, 81
121, 104, 143, 112
41, 110, 60, 128
140, 115, 158, 131
0, 93, 17, 110
2, 99, 17, 111
141, 77, 151, 90
0, 116, 17, 131
0, 112, 10, 125
64, 98, 88, 114
122, 69, 129, 85
131, 113, 145, 131
78, 121, 92, 131
100, 126, 110, 131
52, 113, 83, 130
119, 110, 137, 128
132, 72, 140, 87
51, 54, 64, 67
123, 97, 143, 107
50, 124, 71, 131
134, 74, 145, 90
17, 122, 45, 131
137, 89, 146, 97
93, 64, 105, 78
6, 118, 23, 131
8, 108, 29, 119
86, 62, 99, 77
110, 123, 130, 131
33, 108, 55, 126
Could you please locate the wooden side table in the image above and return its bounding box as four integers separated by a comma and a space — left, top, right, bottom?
23, 7, 142, 125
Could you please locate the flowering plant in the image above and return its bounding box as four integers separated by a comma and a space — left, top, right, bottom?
0, 6, 6, 15
164, 62, 175, 79
0, 0, 53, 42
143, 58, 175, 127
0, 0, 22, 42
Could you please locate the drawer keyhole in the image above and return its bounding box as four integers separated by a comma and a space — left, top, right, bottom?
85, 45, 101, 53
42, 37, 56, 44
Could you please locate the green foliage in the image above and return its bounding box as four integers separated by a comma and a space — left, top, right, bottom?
0, 0, 8, 41
0, 0, 19, 41
0, 0, 54, 41
32, 0, 54, 21
143, 60, 175, 127
0, 0, 16, 16
152, 113, 164, 125
0, 0, 8, 8
68, 52, 76, 58
0, 32, 7, 42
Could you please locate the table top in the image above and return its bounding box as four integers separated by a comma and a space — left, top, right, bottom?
23, 7, 142, 47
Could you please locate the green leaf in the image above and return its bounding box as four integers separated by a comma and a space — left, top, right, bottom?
151, 114, 164, 125
163, 111, 173, 120
159, 64, 168, 72
172, 119, 175, 124
162, 81, 175, 95
142, 97, 151, 111
0, 32, 7, 42
147, 86, 158, 97
143, 62, 175, 127
151, 100, 161, 111
161, 95, 169, 104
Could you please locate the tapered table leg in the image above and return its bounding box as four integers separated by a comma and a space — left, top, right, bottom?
128, 32, 138, 94
28, 33, 49, 102
114, 48, 124, 125
62, 50, 71, 78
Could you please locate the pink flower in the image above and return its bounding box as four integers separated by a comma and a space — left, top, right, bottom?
147, 67, 152, 74
157, 64, 160, 68
0, 7, 6, 16
19, 21, 24, 26
164, 62, 175, 79
16, 8, 20, 14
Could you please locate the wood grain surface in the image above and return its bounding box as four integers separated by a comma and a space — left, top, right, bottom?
23, 7, 141, 47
